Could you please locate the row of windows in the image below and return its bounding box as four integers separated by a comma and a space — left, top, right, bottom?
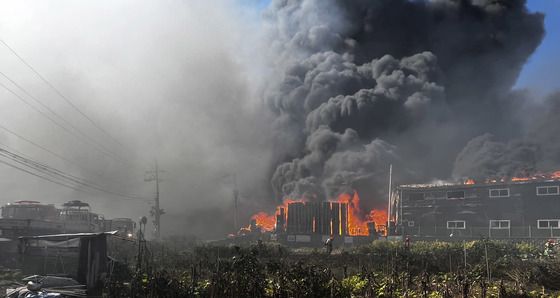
434, 219, 560, 230
407, 220, 560, 230
408, 186, 560, 201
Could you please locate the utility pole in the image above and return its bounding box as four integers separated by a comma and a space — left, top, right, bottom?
387, 164, 393, 235
233, 174, 239, 233
145, 161, 165, 240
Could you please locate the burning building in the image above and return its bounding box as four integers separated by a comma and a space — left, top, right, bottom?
246, 192, 387, 246
228, 0, 553, 245
396, 172, 560, 239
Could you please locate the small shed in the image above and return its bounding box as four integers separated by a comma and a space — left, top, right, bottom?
19, 231, 117, 294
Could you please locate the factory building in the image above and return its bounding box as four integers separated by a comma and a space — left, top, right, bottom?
396, 179, 560, 239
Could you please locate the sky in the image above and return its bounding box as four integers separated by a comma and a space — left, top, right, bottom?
252, 0, 560, 96
516, 0, 560, 96
0, 0, 557, 238
0, 0, 267, 225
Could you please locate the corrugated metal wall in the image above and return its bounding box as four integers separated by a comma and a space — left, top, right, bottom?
285, 201, 348, 235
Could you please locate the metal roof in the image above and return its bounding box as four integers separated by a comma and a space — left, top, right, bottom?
397, 178, 560, 190
19, 230, 118, 240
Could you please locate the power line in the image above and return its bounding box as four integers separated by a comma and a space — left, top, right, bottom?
0, 39, 125, 149
0, 145, 150, 202
0, 70, 125, 158
0, 128, 107, 180
0, 151, 146, 201
0, 123, 77, 167
0, 159, 91, 194
0, 158, 141, 201
0, 78, 135, 168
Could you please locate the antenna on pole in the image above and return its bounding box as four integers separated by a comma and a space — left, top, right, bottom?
387, 164, 393, 236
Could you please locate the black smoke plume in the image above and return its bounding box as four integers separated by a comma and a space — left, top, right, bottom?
262, 0, 546, 209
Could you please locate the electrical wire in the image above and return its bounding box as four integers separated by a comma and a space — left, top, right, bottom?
0, 79, 134, 167
0, 146, 151, 202
0, 39, 125, 149
0, 123, 78, 168
0, 70, 135, 165
0, 149, 146, 199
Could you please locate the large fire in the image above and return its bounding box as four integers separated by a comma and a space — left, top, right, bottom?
463, 170, 560, 185
336, 192, 387, 236
248, 198, 305, 232
248, 192, 387, 236
250, 212, 276, 231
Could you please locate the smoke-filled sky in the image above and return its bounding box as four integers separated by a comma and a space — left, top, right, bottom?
0, 0, 558, 239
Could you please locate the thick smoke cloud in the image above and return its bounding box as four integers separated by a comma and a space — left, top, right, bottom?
263, 0, 546, 209
0, 0, 273, 239
269, 51, 442, 203
0, 0, 555, 238
453, 133, 540, 180
453, 92, 560, 179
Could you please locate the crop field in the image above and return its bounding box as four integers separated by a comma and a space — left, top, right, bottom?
98, 239, 560, 297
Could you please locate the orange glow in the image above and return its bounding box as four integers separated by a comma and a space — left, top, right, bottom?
510, 170, 560, 182
245, 193, 386, 236
337, 192, 368, 236
475, 170, 560, 184
251, 212, 276, 232
464, 179, 475, 185
336, 192, 386, 236
248, 198, 305, 232
367, 209, 388, 231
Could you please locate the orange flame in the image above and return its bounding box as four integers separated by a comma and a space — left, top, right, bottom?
367, 209, 388, 231
336, 192, 387, 236
511, 176, 531, 182
509, 170, 560, 182
246, 193, 386, 236
468, 170, 560, 185
336, 192, 368, 236
249, 198, 306, 232
250, 212, 276, 232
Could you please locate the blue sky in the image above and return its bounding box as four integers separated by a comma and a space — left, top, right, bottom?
253, 0, 559, 95
516, 0, 560, 95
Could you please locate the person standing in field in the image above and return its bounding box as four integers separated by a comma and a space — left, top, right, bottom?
325, 235, 334, 254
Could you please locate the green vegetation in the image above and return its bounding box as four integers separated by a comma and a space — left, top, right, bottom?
104, 239, 560, 297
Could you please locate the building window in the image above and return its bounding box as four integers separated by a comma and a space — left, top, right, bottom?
489, 188, 510, 198
537, 219, 560, 229
408, 193, 425, 201
489, 220, 510, 229
447, 191, 465, 199
407, 221, 415, 227
447, 220, 466, 229
537, 186, 559, 196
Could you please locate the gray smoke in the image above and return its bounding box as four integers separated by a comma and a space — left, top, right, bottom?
453, 92, 560, 180
0, 0, 555, 238
453, 133, 540, 180
0, 0, 274, 239
263, 0, 546, 208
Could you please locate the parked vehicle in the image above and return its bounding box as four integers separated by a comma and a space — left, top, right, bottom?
0, 200, 135, 238
0, 201, 62, 237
